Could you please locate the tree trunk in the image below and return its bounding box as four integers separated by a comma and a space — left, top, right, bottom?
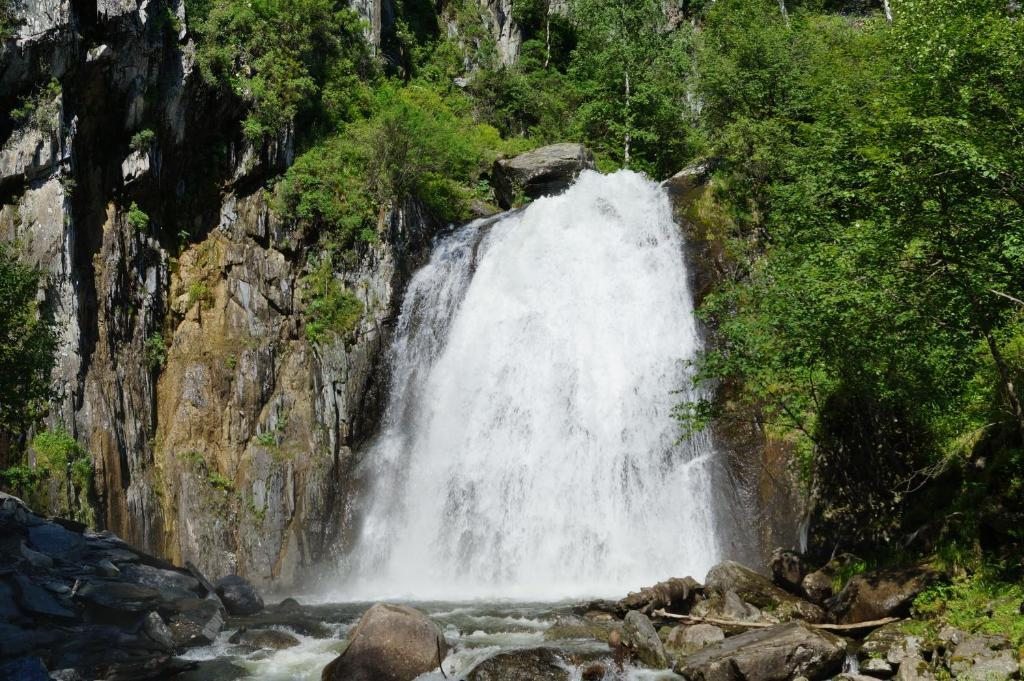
623, 70, 631, 167
544, 4, 551, 69
777, 0, 790, 24
882, 0, 893, 22
984, 328, 1024, 444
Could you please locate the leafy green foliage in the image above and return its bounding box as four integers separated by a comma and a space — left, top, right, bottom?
302, 256, 364, 345
11, 79, 61, 130
130, 128, 156, 152
0, 245, 55, 440
684, 0, 1024, 560
127, 202, 150, 231
207, 471, 234, 491
26, 429, 95, 525
144, 332, 168, 370
277, 84, 509, 247
913, 574, 1024, 648
193, 0, 372, 141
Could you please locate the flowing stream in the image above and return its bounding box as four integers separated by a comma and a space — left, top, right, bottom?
333, 169, 724, 601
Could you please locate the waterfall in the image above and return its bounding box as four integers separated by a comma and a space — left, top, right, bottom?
336, 170, 724, 601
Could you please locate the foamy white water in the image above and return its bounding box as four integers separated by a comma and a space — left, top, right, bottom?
333, 170, 722, 601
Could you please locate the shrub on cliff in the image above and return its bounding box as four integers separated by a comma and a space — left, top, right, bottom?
0, 245, 55, 441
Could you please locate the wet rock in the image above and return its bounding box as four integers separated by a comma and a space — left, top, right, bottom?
581, 662, 607, 680
827, 568, 937, 624
27, 523, 86, 560
676, 621, 846, 681
543, 614, 613, 642
77, 580, 161, 613
142, 611, 175, 651
173, 658, 249, 681
164, 597, 225, 648
623, 610, 669, 668
618, 576, 702, 615
664, 623, 725, 657
492, 143, 595, 209
770, 548, 807, 594
19, 542, 54, 570
704, 561, 826, 623
215, 574, 264, 616
0, 657, 50, 681
321, 603, 447, 681
13, 575, 75, 619
229, 627, 301, 649
95, 559, 120, 578
466, 647, 570, 681
122, 563, 200, 603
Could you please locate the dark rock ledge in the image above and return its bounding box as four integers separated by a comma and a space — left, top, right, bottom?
0, 492, 257, 680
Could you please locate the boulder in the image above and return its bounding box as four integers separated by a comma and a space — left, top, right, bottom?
123, 564, 201, 603
860, 657, 895, 677
894, 656, 936, 681
691, 590, 770, 633
618, 576, 702, 615
77, 580, 162, 614
622, 610, 669, 668
704, 561, 825, 623
675, 621, 846, 681
543, 615, 613, 642
859, 621, 925, 666
321, 603, 447, 681
467, 648, 569, 681
215, 574, 264, 616
492, 143, 595, 209
229, 627, 301, 650
827, 568, 937, 624
163, 597, 225, 647
664, 623, 725, 657
942, 629, 1019, 681
802, 569, 835, 604
0, 657, 50, 681
769, 548, 807, 594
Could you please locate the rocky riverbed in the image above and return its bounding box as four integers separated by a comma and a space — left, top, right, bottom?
1, 493, 1020, 680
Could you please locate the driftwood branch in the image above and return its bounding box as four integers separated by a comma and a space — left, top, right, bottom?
651, 609, 900, 632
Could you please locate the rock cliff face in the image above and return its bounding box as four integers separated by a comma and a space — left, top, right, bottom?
0, 1, 443, 589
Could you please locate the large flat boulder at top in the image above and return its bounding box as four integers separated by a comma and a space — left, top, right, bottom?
675, 621, 846, 681
492, 143, 595, 208
826, 568, 937, 624
321, 603, 447, 681
467, 647, 570, 681
704, 560, 826, 623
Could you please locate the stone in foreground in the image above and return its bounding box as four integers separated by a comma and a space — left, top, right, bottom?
214, 574, 264, 616
321, 603, 447, 681
675, 621, 846, 681
622, 610, 669, 668
467, 647, 570, 681
492, 143, 595, 208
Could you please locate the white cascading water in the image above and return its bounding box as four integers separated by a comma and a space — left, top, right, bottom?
335, 170, 723, 601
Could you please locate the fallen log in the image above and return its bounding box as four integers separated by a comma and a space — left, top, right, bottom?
651, 609, 900, 632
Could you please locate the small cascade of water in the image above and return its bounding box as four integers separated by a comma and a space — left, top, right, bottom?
334, 170, 725, 601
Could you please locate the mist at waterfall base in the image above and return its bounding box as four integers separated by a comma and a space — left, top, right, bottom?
331, 170, 726, 602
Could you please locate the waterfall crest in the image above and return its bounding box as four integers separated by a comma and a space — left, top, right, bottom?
336, 170, 723, 601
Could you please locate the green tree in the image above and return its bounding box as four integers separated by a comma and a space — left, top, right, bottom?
0, 245, 56, 441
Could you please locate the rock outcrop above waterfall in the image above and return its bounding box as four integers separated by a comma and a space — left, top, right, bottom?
492, 143, 595, 208
0, 493, 223, 679
321, 603, 447, 681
